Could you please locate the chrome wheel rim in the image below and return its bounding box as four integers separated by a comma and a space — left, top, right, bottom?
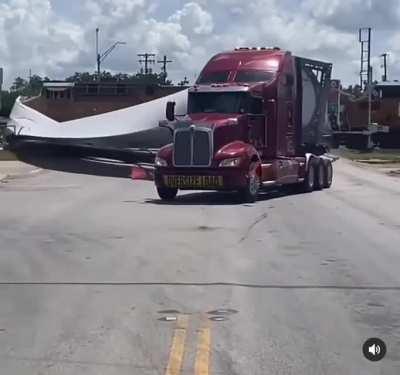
249, 174, 259, 196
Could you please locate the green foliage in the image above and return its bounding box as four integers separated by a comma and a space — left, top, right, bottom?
0, 70, 179, 116
0, 91, 20, 117
65, 71, 173, 85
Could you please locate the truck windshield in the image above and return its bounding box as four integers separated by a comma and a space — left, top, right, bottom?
188, 92, 247, 114
235, 70, 276, 83
196, 71, 230, 84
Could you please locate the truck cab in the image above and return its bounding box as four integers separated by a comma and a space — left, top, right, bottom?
154, 47, 333, 202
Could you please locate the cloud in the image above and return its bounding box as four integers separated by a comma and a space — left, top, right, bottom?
0, 0, 84, 85
302, 0, 400, 32
0, 0, 399, 88
169, 2, 213, 35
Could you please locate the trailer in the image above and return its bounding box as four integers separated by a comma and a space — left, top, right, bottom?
153, 47, 334, 202
330, 81, 399, 150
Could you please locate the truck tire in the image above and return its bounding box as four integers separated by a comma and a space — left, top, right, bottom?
323, 160, 333, 188
301, 158, 316, 193
238, 163, 260, 203
157, 187, 178, 200
314, 160, 325, 190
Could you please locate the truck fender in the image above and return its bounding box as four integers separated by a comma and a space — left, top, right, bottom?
216, 141, 261, 164
304, 153, 316, 172
239, 144, 261, 175
305, 154, 333, 178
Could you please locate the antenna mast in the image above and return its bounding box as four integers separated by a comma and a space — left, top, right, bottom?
359, 27, 372, 91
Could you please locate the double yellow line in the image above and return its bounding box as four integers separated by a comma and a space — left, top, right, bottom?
165, 315, 211, 375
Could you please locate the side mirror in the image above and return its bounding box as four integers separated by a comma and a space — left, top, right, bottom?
166, 101, 176, 121
159, 120, 174, 135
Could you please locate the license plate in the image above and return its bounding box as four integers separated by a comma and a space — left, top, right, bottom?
164, 175, 223, 188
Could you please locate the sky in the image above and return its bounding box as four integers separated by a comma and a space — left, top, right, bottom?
1, 0, 400, 88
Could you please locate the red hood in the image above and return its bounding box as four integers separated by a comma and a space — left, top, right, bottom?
185, 113, 245, 128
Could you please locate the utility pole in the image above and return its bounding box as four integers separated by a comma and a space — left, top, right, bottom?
157, 55, 172, 83
96, 28, 126, 81
138, 53, 156, 75
381, 53, 388, 82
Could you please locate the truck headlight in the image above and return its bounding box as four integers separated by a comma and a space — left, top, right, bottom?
219, 157, 242, 167
155, 156, 168, 167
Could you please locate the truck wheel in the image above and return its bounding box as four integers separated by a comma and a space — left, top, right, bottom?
239, 163, 260, 203
314, 160, 325, 190
157, 187, 178, 200
301, 159, 316, 193
323, 160, 333, 188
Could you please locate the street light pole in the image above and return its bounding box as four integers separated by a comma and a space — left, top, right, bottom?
381, 53, 388, 82
96, 28, 100, 79
95, 28, 126, 81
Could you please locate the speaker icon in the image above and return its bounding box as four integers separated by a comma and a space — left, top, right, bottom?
363, 338, 386, 361
368, 344, 381, 356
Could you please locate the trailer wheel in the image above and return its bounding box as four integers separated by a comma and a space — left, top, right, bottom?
301, 158, 316, 193
314, 160, 325, 190
239, 162, 260, 203
157, 187, 178, 201
323, 160, 333, 188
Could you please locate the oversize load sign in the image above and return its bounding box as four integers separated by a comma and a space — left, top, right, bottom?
164, 175, 223, 188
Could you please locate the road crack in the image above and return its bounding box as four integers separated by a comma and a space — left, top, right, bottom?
238, 212, 268, 243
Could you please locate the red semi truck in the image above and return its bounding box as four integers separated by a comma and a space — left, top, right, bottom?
154, 47, 334, 202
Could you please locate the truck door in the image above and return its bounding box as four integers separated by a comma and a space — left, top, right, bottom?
247, 96, 265, 153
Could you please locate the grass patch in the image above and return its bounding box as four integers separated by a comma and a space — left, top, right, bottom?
0, 150, 17, 161
337, 148, 400, 163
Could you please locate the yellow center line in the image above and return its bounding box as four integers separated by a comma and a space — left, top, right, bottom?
194, 318, 211, 375
165, 315, 189, 375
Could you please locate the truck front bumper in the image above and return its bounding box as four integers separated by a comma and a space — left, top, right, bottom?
154, 167, 248, 191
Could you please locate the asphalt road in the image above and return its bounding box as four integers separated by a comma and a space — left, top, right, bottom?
1, 155, 400, 374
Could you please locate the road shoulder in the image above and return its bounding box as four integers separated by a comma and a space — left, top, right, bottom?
0, 159, 43, 182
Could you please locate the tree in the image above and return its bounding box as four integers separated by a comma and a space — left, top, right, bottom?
178, 76, 189, 86
11, 77, 28, 92
0, 90, 20, 116
66, 72, 96, 83
29, 75, 43, 91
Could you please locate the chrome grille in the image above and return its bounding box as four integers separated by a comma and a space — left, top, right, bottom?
173, 127, 212, 167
